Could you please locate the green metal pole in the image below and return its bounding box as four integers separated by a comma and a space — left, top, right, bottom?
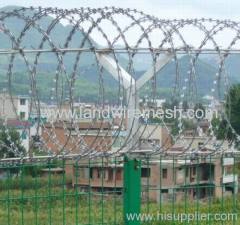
123, 156, 141, 225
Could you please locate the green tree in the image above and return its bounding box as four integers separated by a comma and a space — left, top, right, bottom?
0, 127, 26, 158
225, 84, 240, 138
211, 116, 231, 140
212, 84, 240, 144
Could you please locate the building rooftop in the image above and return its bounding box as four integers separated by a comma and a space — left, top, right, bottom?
5, 119, 31, 129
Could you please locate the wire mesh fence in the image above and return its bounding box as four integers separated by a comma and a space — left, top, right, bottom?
0, 158, 123, 225
0, 155, 239, 225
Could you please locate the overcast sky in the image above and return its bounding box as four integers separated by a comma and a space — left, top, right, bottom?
0, 1, 239, 48
1, 0, 240, 20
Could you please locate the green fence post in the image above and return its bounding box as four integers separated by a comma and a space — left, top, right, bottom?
123, 156, 141, 225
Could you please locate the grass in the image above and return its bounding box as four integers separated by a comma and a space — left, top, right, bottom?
0, 187, 123, 225
0, 178, 239, 225
0, 174, 123, 225
0, 171, 239, 225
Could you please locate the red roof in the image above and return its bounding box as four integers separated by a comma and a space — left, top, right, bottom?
6, 119, 31, 128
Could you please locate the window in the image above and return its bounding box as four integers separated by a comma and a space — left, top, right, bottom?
185, 168, 189, 177
78, 168, 89, 179
225, 166, 233, 175
162, 169, 168, 179
198, 142, 204, 147
20, 112, 26, 120
97, 169, 101, 178
103, 170, 106, 179
96, 168, 106, 179
161, 189, 168, 194
141, 168, 151, 178
108, 169, 113, 181
20, 98, 26, 105
90, 168, 93, 179
192, 167, 196, 176
116, 168, 122, 180
21, 131, 27, 140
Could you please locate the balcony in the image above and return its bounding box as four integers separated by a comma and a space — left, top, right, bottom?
223, 158, 234, 166
222, 174, 238, 184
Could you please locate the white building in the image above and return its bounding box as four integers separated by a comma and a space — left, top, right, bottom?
0, 93, 31, 153
0, 92, 29, 120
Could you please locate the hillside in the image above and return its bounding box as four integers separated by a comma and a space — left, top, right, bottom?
0, 6, 240, 103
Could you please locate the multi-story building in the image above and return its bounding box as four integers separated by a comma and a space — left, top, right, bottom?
41, 121, 113, 153
0, 93, 31, 153
0, 92, 29, 120
39, 112, 238, 203
70, 152, 238, 203
138, 124, 172, 150
71, 158, 152, 194
146, 154, 238, 203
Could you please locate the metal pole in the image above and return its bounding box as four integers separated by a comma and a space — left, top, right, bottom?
123, 155, 141, 225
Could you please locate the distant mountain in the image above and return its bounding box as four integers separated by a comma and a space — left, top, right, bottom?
0, 6, 96, 68
199, 53, 240, 87
0, 6, 240, 103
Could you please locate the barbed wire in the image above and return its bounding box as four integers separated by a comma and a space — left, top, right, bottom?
0, 7, 239, 161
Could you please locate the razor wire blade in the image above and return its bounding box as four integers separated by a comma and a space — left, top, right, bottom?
0, 7, 239, 161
